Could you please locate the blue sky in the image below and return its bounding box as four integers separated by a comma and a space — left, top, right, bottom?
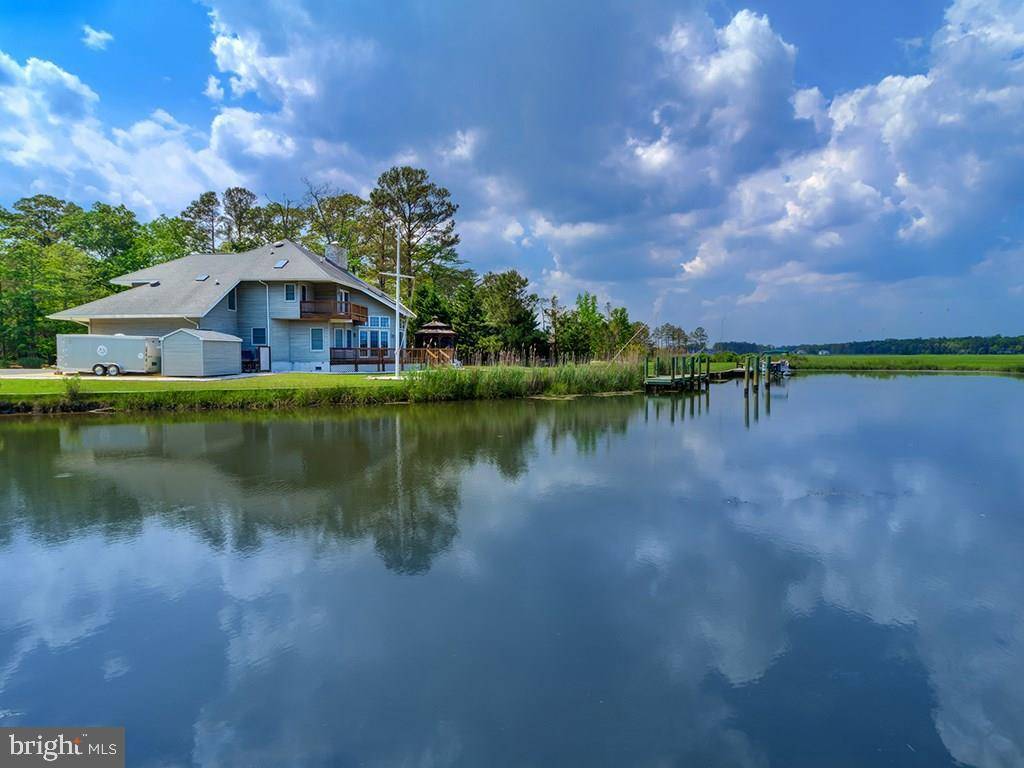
1, 0, 1021, 343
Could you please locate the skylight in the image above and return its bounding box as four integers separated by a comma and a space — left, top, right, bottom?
195, 274, 209, 281
273, 259, 289, 269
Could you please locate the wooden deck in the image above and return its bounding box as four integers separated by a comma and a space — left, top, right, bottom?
644, 353, 713, 393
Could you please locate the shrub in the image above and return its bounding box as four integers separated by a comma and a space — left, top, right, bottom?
16, 356, 46, 369
62, 374, 82, 404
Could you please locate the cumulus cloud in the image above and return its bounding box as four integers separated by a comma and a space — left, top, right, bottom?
208, 8, 375, 104
623, 9, 818, 187
0, 51, 241, 215
616, 0, 1024, 341
81, 25, 113, 51
204, 75, 225, 101
210, 107, 296, 159
441, 129, 482, 163
501, 219, 525, 243
531, 214, 610, 245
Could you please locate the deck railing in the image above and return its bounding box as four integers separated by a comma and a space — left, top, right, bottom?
403, 348, 455, 366
300, 300, 369, 323
328, 347, 455, 370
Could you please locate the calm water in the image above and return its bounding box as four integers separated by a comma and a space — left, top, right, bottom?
1, 374, 1023, 767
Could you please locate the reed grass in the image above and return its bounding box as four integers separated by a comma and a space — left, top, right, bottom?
789, 354, 1024, 373
1, 362, 644, 414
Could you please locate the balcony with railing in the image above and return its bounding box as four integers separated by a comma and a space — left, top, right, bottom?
299, 299, 369, 323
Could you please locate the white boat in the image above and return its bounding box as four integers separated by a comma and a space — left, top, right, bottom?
760, 358, 791, 376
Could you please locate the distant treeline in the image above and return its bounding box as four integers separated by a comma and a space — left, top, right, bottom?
715, 336, 1024, 355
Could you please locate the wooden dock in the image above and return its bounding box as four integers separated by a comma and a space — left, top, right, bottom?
644, 353, 765, 394
644, 353, 715, 393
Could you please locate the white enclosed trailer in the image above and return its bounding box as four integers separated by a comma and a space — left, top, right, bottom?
56, 334, 161, 376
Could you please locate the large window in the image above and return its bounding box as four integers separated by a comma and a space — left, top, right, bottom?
251, 327, 267, 346
227, 287, 237, 311
369, 316, 391, 329
358, 327, 389, 352
284, 283, 296, 302
333, 328, 354, 349
310, 327, 325, 352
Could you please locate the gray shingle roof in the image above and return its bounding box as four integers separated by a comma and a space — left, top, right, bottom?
164, 329, 242, 342
49, 240, 413, 321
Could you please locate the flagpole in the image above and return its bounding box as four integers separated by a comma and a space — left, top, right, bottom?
381, 226, 413, 379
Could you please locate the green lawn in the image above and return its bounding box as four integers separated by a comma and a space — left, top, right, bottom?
788, 354, 1024, 373
0, 372, 387, 396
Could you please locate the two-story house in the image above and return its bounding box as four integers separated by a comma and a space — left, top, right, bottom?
48, 239, 414, 373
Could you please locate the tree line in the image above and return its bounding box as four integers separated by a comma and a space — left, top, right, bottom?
0, 165, 713, 365
715, 336, 1024, 355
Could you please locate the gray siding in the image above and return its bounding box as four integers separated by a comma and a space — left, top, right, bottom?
162, 331, 241, 376
199, 288, 239, 335
90, 318, 195, 337
357, 292, 398, 322
161, 332, 204, 376
270, 281, 301, 319
236, 283, 270, 351
288, 321, 330, 365
202, 340, 242, 376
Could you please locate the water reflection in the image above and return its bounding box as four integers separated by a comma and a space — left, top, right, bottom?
1, 376, 1023, 767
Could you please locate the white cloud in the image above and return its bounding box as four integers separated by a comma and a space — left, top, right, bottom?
631, 8, 810, 184
626, 129, 677, 174
204, 75, 225, 102
649, 0, 1024, 327
0, 51, 242, 215
210, 107, 295, 159
440, 129, 481, 163
737, 261, 860, 305
531, 214, 610, 245
501, 219, 525, 243
81, 25, 113, 51
208, 8, 375, 104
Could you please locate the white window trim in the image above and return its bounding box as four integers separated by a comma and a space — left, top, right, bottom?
310, 327, 325, 352
284, 283, 296, 302
252, 327, 267, 346
227, 287, 237, 312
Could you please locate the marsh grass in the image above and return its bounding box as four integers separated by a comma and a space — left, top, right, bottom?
2, 362, 644, 414
405, 363, 643, 402
789, 354, 1024, 373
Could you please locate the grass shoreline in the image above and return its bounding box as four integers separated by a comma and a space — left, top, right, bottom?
787, 354, 1024, 373
0, 363, 645, 415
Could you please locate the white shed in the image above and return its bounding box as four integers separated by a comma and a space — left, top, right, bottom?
161, 329, 243, 377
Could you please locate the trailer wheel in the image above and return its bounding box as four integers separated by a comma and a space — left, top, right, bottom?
107, 364, 121, 377
92, 364, 107, 376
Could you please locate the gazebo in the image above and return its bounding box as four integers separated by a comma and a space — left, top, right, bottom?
414, 319, 457, 349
